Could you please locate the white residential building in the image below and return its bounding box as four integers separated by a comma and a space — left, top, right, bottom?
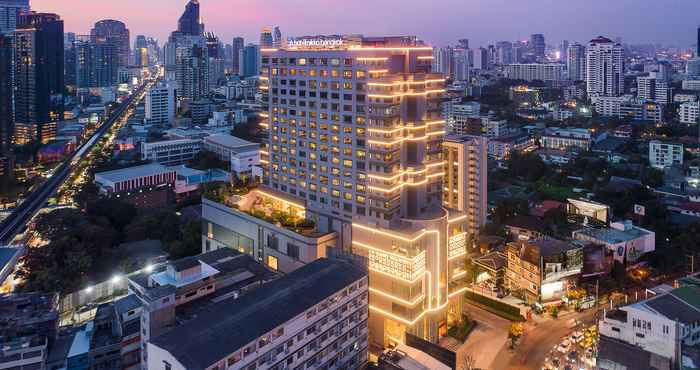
598, 285, 700, 366
593, 95, 663, 123
141, 138, 203, 166
146, 258, 369, 370
445, 101, 481, 135
503, 63, 565, 82
648, 140, 683, 169
145, 82, 176, 125
586, 36, 624, 98
679, 100, 700, 124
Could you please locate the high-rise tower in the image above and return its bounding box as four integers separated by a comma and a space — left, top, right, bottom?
91, 19, 130, 67
13, 12, 64, 144
260, 35, 469, 347
586, 36, 624, 98
0, 0, 29, 34
177, 0, 202, 36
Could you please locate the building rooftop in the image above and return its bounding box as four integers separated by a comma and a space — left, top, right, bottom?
597, 335, 670, 370
150, 258, 366, 370
204, 134, 259, 151
575, 224, 651, 244
95, 163, 173, 183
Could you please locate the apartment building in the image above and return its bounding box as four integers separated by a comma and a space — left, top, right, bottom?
146, 258, 368, 370
648, 140, 684, 169
586, 36, 624, 98
682, 80, 700, 91
145, 81, 176, 125
503, 63, 565, 82
679, 100, 700, 124
443, 135, 488, 237
259, 35, 470, 347
445, 101, 481, 135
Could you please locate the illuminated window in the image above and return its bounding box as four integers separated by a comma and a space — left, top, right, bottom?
267, 255, 279, 271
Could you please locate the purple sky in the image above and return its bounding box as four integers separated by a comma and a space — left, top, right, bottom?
32, 0, 700, 48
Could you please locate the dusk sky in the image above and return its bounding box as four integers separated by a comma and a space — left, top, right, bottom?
31, 0, 700, 48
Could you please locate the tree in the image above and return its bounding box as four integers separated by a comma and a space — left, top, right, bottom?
460, 354, 476, 370
550, 306, 559, 319
508, 322, 524, 348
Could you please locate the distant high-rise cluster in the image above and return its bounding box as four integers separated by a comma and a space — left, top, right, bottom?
91, 19, 130, 68
0, 0, 28, 34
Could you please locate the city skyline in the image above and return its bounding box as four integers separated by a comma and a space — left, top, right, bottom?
32, 0, 700, 48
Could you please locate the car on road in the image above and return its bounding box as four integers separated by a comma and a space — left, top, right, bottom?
558, 339, 571, 353
571, 330, 584, 344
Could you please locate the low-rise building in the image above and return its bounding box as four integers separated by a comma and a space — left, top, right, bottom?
487, 133, 534, 160
146, 258, 369, 370
649, 140, 684, 169
541, 127, 604, 151
140, 139, 203, 166
94, 163, 177, 195
202, 189, 338, 273
127, 248, 279, 367
202, 134, 260, 180
0, 293, 59, 370
503, 63, 565, 82
572, 220, 655, 264
505, 238, 584, 303
598, 285, 700, 367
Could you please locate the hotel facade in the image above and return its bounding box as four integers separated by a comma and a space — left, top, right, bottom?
259, 35, 472, 348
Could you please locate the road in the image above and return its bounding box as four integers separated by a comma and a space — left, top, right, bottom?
0, 82, 149, 245
492, 309, 599, 370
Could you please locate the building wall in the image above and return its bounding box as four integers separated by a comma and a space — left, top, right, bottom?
599, 307, 679, 363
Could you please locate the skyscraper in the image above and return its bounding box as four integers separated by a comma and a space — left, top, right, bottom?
231, 36, 243, 75
495, 41, 513, 65
240, 43, 259, 77
13, 12, 64, 144
0, 34, 13, 162
697, 25, 700, 57
560, 39, 569, 61
91, 19, 130, 67
134, 34, 148, 66
177, 0, 202, 36
586, 36, 624, 98
567, 42, 586, 81
273, 26, 283, 48
530, 33, 545, 59
458, 38, 469, 50
259, 27, 273, 48
0, 0, 29, 34
75, 35, 119, 88
260, 35, 469, 347
175, 44, 209, 101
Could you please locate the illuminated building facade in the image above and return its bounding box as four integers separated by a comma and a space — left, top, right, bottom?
259, 35, 469, 347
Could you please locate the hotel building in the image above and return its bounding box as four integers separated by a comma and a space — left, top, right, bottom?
259, 35, 470, 347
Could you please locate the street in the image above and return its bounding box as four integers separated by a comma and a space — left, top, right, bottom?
452, 303, 599, 370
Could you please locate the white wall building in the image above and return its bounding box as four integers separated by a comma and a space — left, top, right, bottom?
504, 63, 565, 82
598, 285, 700, 366
586, 36, 624, 98
679, 101, 700, 124
649, 140, 683, 169
145, 81, 176, 125
141, 139, 202, 166
541, 127, 597, 151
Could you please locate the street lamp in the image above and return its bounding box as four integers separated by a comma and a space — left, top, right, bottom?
111, 275, 122, 284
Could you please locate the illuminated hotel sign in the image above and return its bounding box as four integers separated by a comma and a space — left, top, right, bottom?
287, 36, 345, 49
